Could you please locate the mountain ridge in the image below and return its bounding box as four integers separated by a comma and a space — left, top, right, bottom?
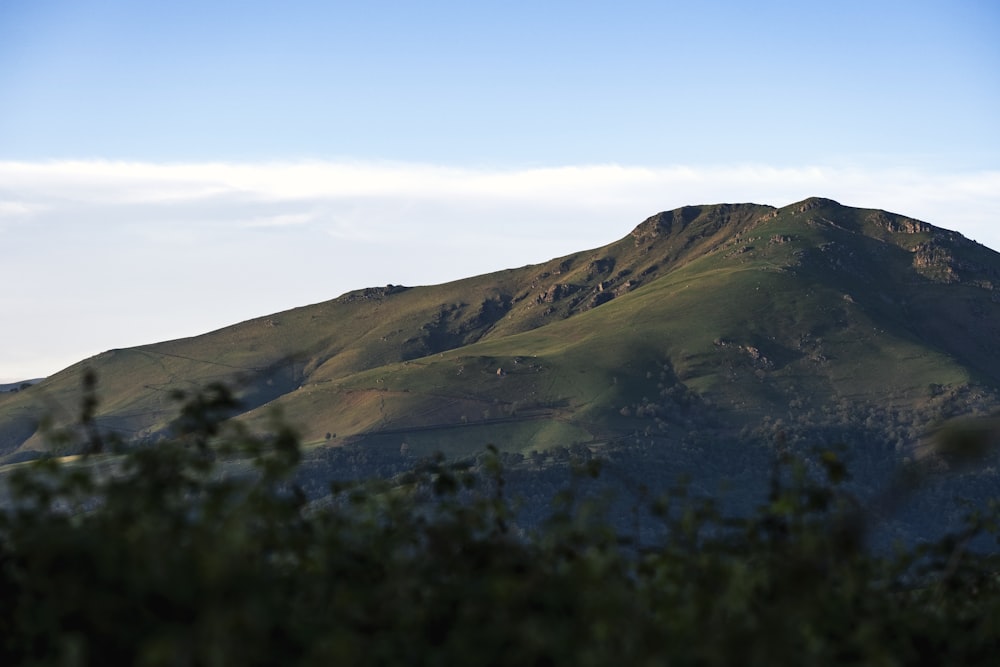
2, 197, 999, 467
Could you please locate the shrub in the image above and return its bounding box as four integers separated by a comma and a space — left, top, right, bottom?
0, 384, 998, 665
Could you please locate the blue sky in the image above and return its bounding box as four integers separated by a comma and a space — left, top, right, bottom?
3, 1, 998, 166
1, 1, 999, 381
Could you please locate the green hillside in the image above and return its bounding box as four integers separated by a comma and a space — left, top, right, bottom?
3, 197, 999, 467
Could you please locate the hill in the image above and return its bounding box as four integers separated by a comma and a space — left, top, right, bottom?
2, 197, 999, 480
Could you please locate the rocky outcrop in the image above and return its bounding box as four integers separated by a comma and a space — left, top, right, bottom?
336, 284, 411, 303
866, 211, 932, 235
630, 206, 703, 246
537, 283, 580, 304
912, 242, 960, 282
714, 339, 775, 370
794, 197, 839, 213
587, 257, 616, 277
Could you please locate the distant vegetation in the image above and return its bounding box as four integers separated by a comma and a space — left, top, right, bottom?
0, 381, 38, 394
1, 383, 998, 665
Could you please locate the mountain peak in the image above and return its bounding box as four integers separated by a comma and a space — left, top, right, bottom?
629, 202, 775, 245
784, 196, 841, 213
2, 199, 999, 467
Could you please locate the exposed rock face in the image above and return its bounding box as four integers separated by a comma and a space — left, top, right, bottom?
537, 284, 579, 304
866, 211, 932, 235
337, 284, 411, 303
912, 242, 960, 282
795, 197, 839, 213
588, 292, 615, 308
613, 279, 638, 296
587, 257, 616, 276
888, 219, 931, 234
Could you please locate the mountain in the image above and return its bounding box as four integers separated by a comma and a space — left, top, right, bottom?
2, 197, 1000, 474
0, 380, 43, 394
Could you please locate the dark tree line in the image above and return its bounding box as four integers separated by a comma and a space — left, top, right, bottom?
1, 382, 998, 665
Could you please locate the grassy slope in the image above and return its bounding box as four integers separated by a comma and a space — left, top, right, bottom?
2, 198, 999, 461
236, 199, 1000, 453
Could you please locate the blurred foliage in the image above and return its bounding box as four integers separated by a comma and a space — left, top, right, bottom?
1, 382, 999, 666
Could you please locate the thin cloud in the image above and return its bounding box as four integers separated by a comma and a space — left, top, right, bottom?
240, 212, 317, 229
2, 159, 997, 233
4, 158, 1000, 268
2, 158, 999, 382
